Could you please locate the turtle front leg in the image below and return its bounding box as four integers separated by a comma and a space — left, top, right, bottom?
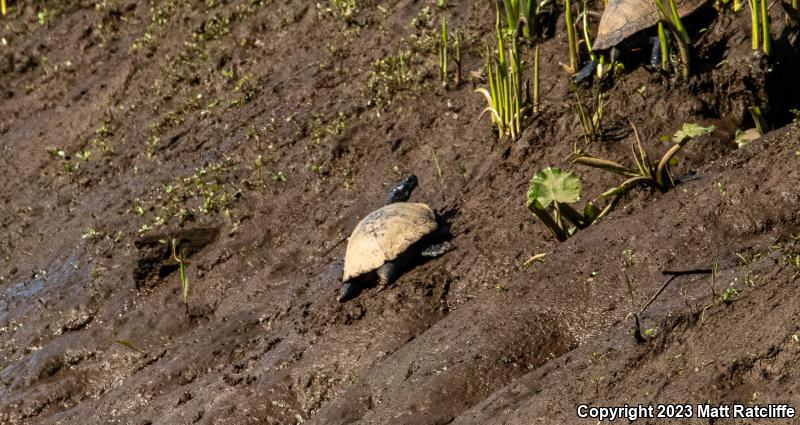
650, 36, 662, 68
574, 59, 598, 82
376, 261, 400, 288
338, 281, 360, 302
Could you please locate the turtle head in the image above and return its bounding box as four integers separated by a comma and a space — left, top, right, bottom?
384, 175, 418, 205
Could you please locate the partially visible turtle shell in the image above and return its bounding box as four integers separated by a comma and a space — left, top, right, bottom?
593, 0, 708, 51
342, 203, 438, 282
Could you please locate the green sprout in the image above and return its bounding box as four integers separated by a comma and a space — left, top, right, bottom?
533, 45, 540, 113
575, 91, 604, 147
454, 29, 462, 87
748, 105, 769, 134
643, 327, 659, 338
720, 287, 739, 302
621, 250, 648, 342
366, 52, 412, 109
171, 239, 189, 305
657, 22, 669, 71
431, 147, 444, 182
475, 4, 526, 140
654, 0, 691, 77
82, 228, 101, 240
439, 16, 448, 87
574, 122, 715, 194
503, 0, 537, 38
760, 0, 771, 55
526, 168, 604, 241
329, 0, 357, 19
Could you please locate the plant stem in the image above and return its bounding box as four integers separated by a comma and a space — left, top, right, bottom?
505, 0, 520, 36
749, 106, 768, 134
528, 203, 568, 241
667, 0, 691, 77
454, 31, 462, 86
668, 0, 689, 45
440, 16, 448, 86
581, 1, 596, 61
565, 0, 578, 73
750, 0, 760, 51
760, 0, 771, 55
524, 0, 538, 38
657, 22, 669, 70
556, 202, 588, 229
533, 45, 540, 113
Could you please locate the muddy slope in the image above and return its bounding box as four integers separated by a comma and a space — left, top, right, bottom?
1, 0, 799, 424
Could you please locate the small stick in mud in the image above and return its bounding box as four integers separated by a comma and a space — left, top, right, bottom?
625, 267, 714, 342
638, 268, 713, 319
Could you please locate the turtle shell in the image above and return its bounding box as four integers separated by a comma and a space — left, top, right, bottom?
593, 0, 708, 51
342, 202, 438, 282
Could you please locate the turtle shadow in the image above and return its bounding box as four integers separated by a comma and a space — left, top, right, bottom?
435, 208, 458, 237
763, 26, 800, 128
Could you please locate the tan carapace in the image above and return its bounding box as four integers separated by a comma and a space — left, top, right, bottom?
342, 202, 438, 282
593, 0, 707, 51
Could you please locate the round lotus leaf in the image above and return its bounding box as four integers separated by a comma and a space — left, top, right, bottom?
527, 167, 582, 209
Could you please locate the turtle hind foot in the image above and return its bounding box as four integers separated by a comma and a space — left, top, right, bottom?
377, 262, 399, 287
421, 241, 454, 258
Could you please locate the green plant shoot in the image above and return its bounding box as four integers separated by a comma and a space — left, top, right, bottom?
564, 0, 579, 73
454, 30, 462, 86
654, 0, 691, 77
439, 16, 448, 87
475, 3, 526, 139
504, 0, 537, 38
574, 122, 715, 194
748, 0, 771, 54
760, 0, 771, 55
657, 22, 669, 70
171, 239, 189, 304
748, 106, 769, 134
750, 0, 760, 50
533, 45, 540, 113
575, 91, 604, 147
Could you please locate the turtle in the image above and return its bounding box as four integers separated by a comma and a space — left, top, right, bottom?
574, 0, 708, 80
592, 0, 708, 52
338, 175, 453, 302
